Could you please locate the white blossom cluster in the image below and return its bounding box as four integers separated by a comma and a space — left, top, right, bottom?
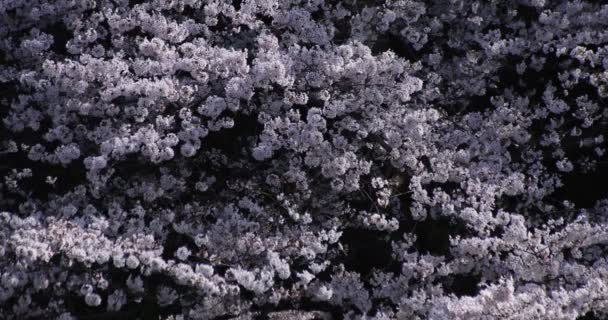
1, 0, 608, 319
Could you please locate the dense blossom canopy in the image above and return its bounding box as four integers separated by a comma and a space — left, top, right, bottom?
2, 0, 608, 319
